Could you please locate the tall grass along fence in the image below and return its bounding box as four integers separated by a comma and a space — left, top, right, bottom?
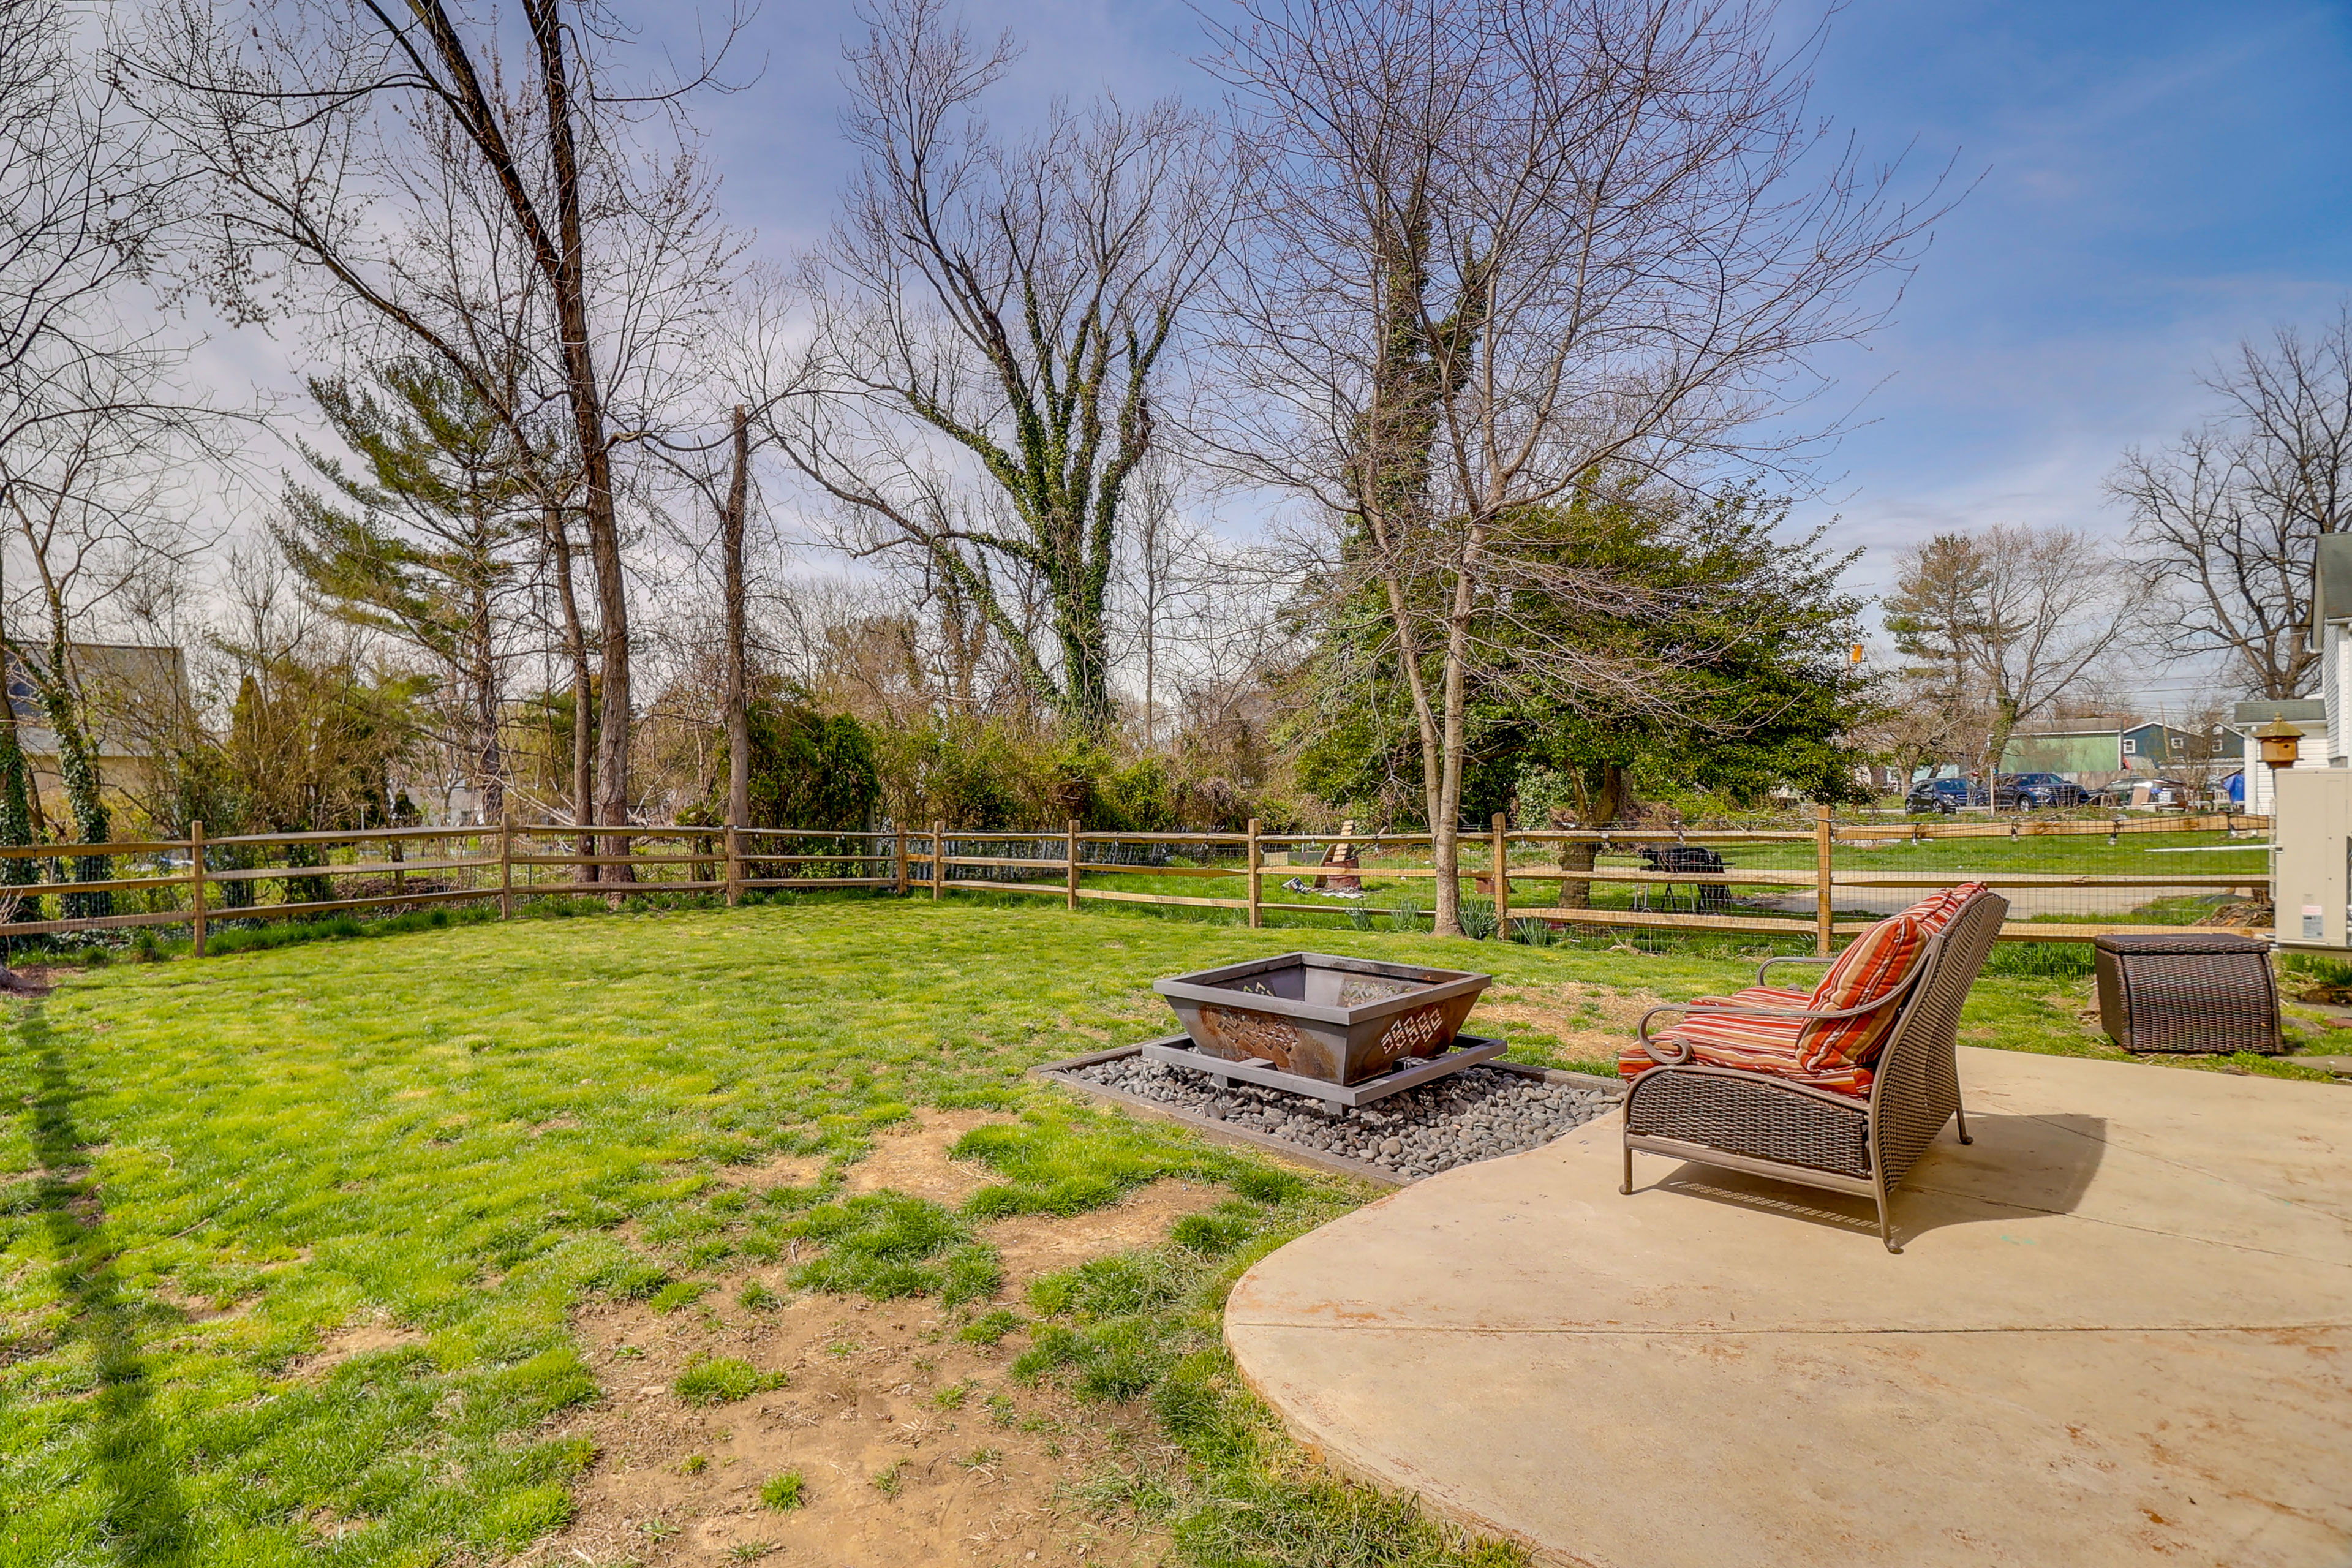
0, 810, 2275, 956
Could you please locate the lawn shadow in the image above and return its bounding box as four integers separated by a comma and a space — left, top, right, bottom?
13, 1000, 193, 1561
1645, 1113, 2109, 1246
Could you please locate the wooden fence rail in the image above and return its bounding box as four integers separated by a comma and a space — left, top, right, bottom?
0, 809, 2276, 954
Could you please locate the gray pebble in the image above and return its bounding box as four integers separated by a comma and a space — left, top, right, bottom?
1070, 1057, 1621, 1183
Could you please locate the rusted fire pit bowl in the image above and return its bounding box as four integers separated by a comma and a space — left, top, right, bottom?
1153, 952, 1491, 1085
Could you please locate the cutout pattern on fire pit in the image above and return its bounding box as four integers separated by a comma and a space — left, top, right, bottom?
1201, 1005, 1303, 1062
1377, 1005, 1450, 1059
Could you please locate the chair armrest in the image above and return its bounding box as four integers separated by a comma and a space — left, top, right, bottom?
1756, 953, 1836, 986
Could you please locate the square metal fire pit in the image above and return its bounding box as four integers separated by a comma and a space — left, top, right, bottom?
1153, 952, 1491, 1086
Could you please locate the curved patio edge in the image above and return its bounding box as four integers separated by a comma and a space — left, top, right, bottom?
1223, 1047, 2352, 1568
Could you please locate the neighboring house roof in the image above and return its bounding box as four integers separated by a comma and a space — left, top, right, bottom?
2231, 698, 2327, 725
5, 643, 189, 760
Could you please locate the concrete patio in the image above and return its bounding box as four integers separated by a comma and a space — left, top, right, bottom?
1225, 1047, 2351, 1567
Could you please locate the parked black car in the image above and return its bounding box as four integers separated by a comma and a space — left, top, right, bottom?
1998, 772, 2085, 809
1905, 778, 1978, 813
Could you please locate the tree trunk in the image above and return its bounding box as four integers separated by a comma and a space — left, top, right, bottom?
32, 634, 109, 920
0, 692, 39, 924
723, 405, 751, 831
525, 0, 633, 880
543, 499, 597, 876
471, 573, 503, 819
1553, 764, 1628, 912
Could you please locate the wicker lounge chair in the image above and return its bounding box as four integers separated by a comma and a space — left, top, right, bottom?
1619, 889, 2010, 1253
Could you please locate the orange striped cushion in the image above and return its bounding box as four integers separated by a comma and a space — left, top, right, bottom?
1795, 885, 1988, 1072
1619, 1010, 1876, 1097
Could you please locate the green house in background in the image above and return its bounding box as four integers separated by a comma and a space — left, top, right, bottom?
1999, 722, 2219, 780
2001, 729, 2122, 777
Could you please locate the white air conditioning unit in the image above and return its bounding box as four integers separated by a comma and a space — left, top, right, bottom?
2275, 769, 2351, 953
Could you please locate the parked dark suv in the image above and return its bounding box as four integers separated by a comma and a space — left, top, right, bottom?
1905, 778, 1978, 813
1998, 772, 2084, 809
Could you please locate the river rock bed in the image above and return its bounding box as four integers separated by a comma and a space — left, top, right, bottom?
1067, 1054, 1620, 1180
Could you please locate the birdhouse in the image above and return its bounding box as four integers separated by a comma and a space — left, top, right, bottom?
2253, 714, 2304, 771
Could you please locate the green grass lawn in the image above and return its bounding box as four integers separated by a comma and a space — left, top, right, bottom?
0, 897, 2326, 1566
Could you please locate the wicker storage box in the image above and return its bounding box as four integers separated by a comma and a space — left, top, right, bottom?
2093, 933, 2280, 1055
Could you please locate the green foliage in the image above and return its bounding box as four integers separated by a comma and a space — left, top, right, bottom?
673, 1356, 785, 1405
1295, 481, 1877, 825
723, 696, 880, 833
0, 717, 37, 922
759, 1470, 807, 1511
1457, 895, 1498, 941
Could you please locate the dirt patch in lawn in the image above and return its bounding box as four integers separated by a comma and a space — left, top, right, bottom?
986, 1179, 1226, 1283
541, 1284, 1170, 1567
845, 1108, 1022, 1206
294, 1320, 428, 1375
713, 1152, 829, 1190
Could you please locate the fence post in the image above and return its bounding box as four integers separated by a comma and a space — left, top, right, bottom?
725, 824, 742, 907
931, 819, 946, 901
1061, 819, 1078, 911
894, 825, 910, 895
1491, 812, 1509, 928
1246, 818, 1262, 929
190, 820, 208, 958
500, 813, 514, 919
1814, 803, 1834, 957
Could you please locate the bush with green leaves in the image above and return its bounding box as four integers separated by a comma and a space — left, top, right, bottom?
759, 1471, 806, 1511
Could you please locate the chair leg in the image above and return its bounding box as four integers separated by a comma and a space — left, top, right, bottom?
1876, 1178, 1901, 1254
1621, 1144, 1634, 1195
1955, 1098, 1973, 1145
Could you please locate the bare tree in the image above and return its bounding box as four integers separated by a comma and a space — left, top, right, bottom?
1204, 0, 1942, 933
130, 0, 747, 867
0, 0, 205, 898
761, 0, 1230, 736
2108, 306, 2352, 698
0, 383, 208, 913
1885, 526, 2146, 788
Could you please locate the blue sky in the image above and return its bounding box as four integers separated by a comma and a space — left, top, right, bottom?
687, 0, 2352, 611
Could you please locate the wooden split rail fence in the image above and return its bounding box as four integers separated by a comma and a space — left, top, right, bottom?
0, 809, 2274, 956
905, 809, 2275, 954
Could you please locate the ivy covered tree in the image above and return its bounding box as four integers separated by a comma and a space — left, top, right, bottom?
0, 683, 38, 921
